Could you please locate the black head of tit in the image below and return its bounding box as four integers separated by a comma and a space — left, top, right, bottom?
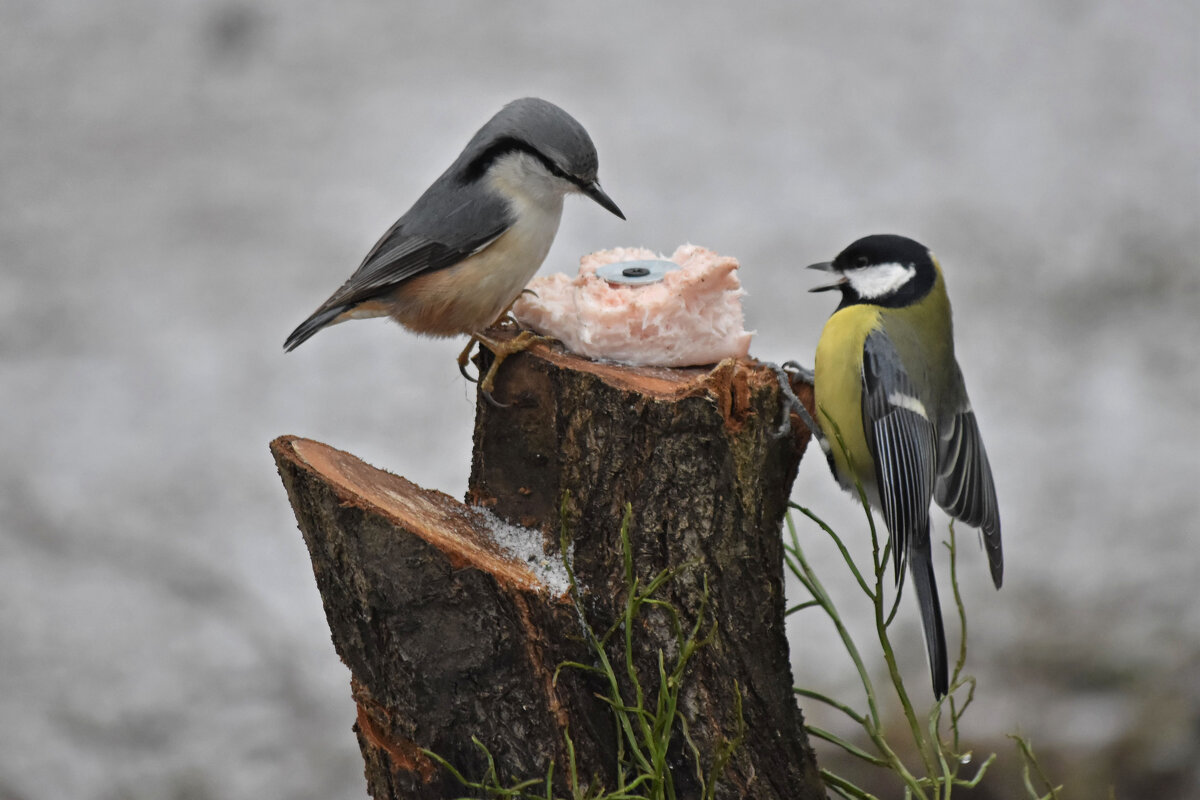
809, 234, 936, 309
809, 234, 1003, 698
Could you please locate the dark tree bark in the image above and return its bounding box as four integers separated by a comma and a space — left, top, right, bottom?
272, 335, 825, 799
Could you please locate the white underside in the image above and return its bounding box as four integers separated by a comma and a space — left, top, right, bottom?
470, 158, 568, 319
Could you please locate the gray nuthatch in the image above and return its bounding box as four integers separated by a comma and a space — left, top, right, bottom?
284, 97, 623, 394
809, 234, 1003, 698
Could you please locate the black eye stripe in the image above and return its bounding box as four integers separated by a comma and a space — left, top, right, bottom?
462, 136, 581, 185
542, 158, 585, 188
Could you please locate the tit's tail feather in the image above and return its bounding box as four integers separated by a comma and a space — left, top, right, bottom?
910, 536, 949, 698
983, 521, 1003, 590
283, 303, 352, 352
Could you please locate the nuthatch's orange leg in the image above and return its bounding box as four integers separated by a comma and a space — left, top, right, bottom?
494, 288, 538, 329
474, 329, 551, 400
457, 290, 541, 386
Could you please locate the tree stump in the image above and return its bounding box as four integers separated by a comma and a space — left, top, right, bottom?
272, 334, 825, 799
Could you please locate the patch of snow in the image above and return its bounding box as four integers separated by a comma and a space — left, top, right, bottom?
473, 506, 574, 596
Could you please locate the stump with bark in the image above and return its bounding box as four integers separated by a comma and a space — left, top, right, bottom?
272, 334, 826, 799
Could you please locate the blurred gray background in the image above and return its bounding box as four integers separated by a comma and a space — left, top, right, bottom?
2, 1, 1197, 798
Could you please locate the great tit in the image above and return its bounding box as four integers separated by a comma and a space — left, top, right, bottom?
809, 234, 1003, 698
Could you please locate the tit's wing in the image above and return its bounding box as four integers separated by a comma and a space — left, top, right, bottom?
935, 405, 1003, 587
862, 329, 946, 696
861, 329, 939, 583
284, 187, 512, 351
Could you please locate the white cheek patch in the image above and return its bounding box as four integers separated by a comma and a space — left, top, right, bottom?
844, 262, 916, 299
887, 391, 929, 419
489, 151, 571, 195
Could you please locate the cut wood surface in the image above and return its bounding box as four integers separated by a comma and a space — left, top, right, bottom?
273, 333, 825, 799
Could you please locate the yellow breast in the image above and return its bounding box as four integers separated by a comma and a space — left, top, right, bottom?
813, 303, 880, 489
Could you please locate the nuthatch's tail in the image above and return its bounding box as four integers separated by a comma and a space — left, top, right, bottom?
283, 304, 352, 352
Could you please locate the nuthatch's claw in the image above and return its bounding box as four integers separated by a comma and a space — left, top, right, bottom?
479, 385, 509, 409
493, 291, 539, 330
472, 329, 551, 405
457, 337, 481, 383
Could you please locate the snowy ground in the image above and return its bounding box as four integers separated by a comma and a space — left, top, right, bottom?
2, 2, 1197, 798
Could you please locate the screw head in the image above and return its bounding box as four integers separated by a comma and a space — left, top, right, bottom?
596, 259, 679, 285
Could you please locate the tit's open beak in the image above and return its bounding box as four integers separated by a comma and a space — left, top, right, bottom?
806, 260, 844, 292
583, 181, 625, 220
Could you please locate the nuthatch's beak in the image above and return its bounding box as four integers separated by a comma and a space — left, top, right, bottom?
583, 181, 625, 220
806, 260, 845, 292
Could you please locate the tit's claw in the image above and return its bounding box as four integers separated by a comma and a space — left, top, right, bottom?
767, 361, 822, 441
768, 363, 800, 438
781, 360, 815, 385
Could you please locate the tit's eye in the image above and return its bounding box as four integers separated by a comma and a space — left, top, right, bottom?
856, 255, 870, 268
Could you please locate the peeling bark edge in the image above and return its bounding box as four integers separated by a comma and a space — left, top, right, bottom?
272, 435, 610, 798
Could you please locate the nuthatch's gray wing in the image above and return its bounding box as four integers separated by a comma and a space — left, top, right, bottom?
283, 185, 511, 352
